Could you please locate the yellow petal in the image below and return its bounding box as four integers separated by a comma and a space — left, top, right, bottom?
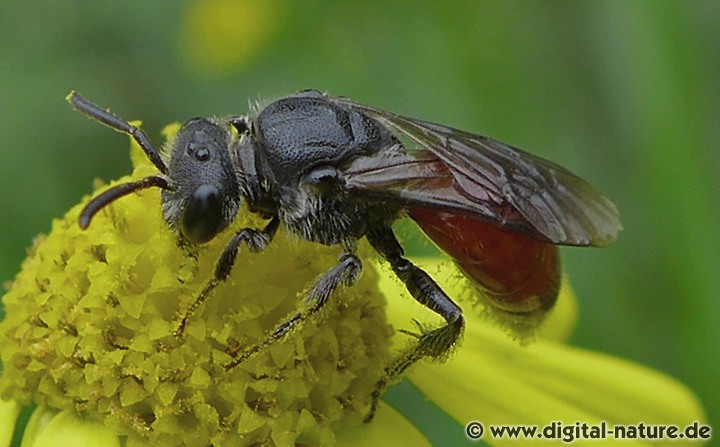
22, 407, 120, 447
378, 258, 706, 445
410, 325, 705, 446
336, 402, 431, 447
19, 405, 55, 447
534, 276, 577, 343
0, 398, 20, 447
419, 313, 704, 439
23, 408, 120, 447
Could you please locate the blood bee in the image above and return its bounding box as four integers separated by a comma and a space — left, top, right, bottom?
69, 89, 621, 420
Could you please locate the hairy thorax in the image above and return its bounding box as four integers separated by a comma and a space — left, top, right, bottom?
277, 185, 398, 248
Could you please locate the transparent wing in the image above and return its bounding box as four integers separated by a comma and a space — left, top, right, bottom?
336, 97, 621, 247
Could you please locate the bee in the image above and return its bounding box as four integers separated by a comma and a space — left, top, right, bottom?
68, 89, 620, 420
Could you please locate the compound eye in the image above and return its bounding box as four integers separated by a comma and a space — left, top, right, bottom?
181, 184, 224, 244
184, 117, 206, 126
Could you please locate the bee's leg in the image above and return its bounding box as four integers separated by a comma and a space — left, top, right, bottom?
224, 251, 362, 370
364, 226, 464, 423
174, 216, 280, 337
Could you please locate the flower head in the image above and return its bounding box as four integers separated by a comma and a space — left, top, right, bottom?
0, 128, 393, 446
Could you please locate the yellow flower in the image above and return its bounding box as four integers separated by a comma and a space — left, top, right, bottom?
179, 0, 286, 76
0, 130, 707, 446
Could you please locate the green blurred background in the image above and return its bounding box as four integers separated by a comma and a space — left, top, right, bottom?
1, 0, 717, 444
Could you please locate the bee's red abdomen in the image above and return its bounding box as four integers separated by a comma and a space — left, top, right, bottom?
409, 207, 560, 313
